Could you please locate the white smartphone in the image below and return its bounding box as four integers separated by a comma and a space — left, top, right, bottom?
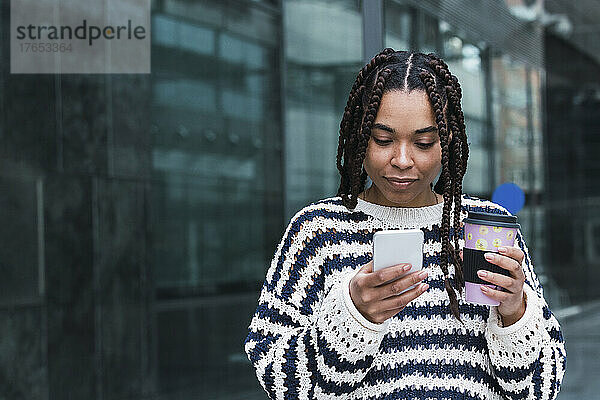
373, 229, 424, 293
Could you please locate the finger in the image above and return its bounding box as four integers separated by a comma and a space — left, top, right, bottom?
380, 281, 430, 312
378, 269, 428, 300
480, 285, 511, 302
497, 246, 525, 264
476, 270, 520, 293
484, 252, 525, 280
459, 249, 463, 261
349, 261, 373, 302
366, 263, 412, 287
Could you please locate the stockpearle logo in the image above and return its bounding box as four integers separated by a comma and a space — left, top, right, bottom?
11, 0, 150, 74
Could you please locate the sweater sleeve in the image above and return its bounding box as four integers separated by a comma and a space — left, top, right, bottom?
244, 208, 388, 400
485, 228, 567, 400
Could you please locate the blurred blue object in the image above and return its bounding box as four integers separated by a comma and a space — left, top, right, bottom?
491, 182, 525, 215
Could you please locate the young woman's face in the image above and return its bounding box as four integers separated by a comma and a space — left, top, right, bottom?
362, 89, 445, 208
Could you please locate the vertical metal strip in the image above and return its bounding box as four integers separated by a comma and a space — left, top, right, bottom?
106, 75, 114, 177
36, 177, 50, 400
538, 65, 549, 269
525, 66, 536, 251
279, 0, 288, 230
0, 1, 4, 141
55, 74, 63, 172
37, 178, 46, 297
363, 0, 384, 63
482, 47, 496, 193
92, 178, 103, 400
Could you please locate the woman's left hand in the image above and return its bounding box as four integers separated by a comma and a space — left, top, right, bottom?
460, 246, 527, 326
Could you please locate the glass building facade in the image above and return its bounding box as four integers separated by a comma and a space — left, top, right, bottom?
0, 0, 598, 399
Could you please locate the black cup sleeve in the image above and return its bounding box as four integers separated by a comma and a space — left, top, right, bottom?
462, 248, 512, 285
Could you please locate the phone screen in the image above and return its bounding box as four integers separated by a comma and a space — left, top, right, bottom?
373, 229, 424, 290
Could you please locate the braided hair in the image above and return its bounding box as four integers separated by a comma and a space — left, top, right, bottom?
336, 49, 469, 322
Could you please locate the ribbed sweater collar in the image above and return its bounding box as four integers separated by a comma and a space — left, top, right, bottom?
353, 196, 444, 226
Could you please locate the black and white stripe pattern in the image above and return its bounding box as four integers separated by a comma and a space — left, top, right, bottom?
245, 194, 566, 399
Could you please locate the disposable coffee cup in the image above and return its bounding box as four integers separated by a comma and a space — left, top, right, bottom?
462, 211, 520, 306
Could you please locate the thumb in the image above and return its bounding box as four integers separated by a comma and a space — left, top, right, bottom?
359, 260, 374, 273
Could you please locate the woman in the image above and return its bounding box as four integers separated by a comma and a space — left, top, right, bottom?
244, 49, 566, 399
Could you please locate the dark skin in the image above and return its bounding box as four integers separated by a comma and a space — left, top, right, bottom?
349, 90, 440, 324
349, 260, 430, 324
460, 246, 527, 327
350, 245, 527, 327
348, 91, 527, 326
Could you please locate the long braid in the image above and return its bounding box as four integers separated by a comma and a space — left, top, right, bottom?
452, 137, 466, 293
336, 49, 471, 322
428, 54, 470, 310
351, 68, 393, 198
447, 78, 467, 293
336, 49, 395, 175
452, 75, 469, 176
433, 56, 470, 296
420, 69, 462, 322
337, 49, 395, 208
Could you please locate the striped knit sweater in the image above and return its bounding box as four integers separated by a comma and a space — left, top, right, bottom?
244, 194, 566, 400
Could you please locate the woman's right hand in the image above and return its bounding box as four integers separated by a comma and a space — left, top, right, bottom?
349, 260, 429, 324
